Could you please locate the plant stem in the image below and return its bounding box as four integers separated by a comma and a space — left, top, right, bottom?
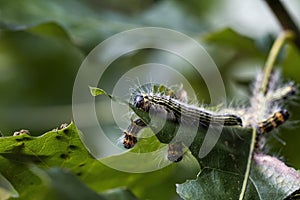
264, 0, 300, 50
239, 31, 293, 200
261, 31, 294, 95
239, 128, 257, 200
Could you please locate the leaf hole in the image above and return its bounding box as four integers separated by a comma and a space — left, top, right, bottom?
56, 135, 62, 140
63, 129, 69, 135
68, 145, 78, 150
60, 153, 69, 159
76, 172, 83, 176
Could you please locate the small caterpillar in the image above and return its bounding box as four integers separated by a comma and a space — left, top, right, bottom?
256, 109, 290, 134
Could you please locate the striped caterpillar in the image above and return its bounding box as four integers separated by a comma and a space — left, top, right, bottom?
122, 84, 243, 162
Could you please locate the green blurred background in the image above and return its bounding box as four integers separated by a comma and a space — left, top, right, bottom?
0, 0, 300, 169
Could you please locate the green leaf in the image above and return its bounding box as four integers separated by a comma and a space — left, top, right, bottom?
251, 153, 300, 199
27, 22, 71, 42
89, 86, 108, 97
0, 21, 84, 134
176, 135, 300, 199
44, 167, 108, 200
101, 128, 200, 175
0, 173, 19, 200
0, 21, 71, 42
176, 168, 259, 200
89, 86, 128, 106
202, 28, 264, 58
0, 122, 199, 199
17, 166, 140, 200
282, 42, 300, 82
0, 0, 140, 51
101, 188, 139, 200
174, 128, 253, 199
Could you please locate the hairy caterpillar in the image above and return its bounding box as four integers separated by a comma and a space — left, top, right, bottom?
122, 84, 242, 162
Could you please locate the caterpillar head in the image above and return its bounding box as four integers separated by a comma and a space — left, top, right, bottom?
133, 94, 150, 112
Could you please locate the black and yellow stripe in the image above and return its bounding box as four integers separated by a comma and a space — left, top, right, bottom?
256, 109, 289, 134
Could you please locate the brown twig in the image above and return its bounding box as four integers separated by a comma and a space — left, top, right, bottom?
264, 0, 300, 50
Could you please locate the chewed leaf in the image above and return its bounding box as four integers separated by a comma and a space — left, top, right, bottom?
89, 86, 108, 97
0, 122, 198, 199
